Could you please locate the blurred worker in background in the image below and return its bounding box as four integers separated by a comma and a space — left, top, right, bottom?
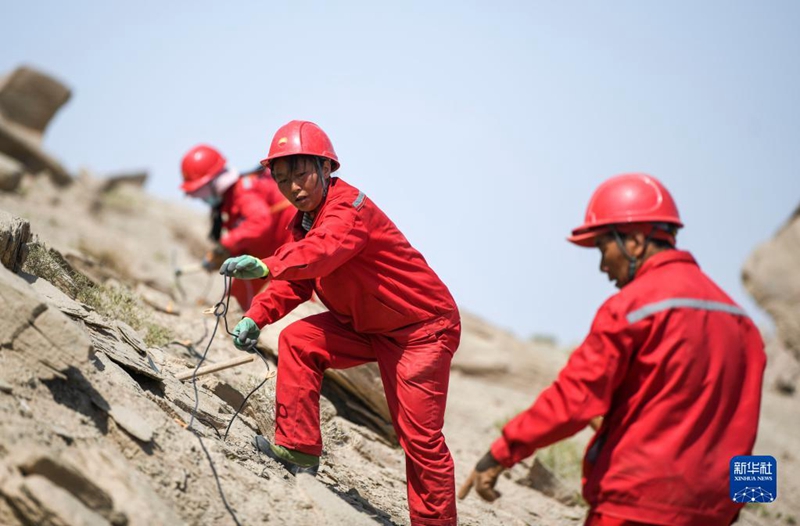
180, 144, 294, 309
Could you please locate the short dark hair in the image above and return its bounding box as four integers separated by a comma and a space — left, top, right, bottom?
271, 155, 326, 179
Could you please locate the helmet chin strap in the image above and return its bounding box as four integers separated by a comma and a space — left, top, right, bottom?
611, 227, 655, 283
302, 158, 330, 232
315, 157, 329, 200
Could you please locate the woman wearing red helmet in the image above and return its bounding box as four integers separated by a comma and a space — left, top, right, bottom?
219, 121, 461, 526
460, 174, 766, 526
179, 144, 294, 309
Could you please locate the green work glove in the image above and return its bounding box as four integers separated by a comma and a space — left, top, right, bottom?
232, 317, 260, 350
219, 255, 269, 280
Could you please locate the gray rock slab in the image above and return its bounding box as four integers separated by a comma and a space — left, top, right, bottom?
0, 153, 23, 192
0, 66, 71, 186
0, 265, 43, 347
161, 373, 233, 432
14, 306, 91, 373
0, 265, 90, 376
98, 171, 148, 193
17, 454, 114, 513
295, 473, 378, 526
743, 204, 800, 394
0, 115, 71, 185
87, 351, 158, 443
20, 270, 90, 319
744, 205, 800, 359
0, 210, 30, 272
0, 66, 71, 134
2, 445, 185, 526
72, 446, 186, 526
89, 325, 162, 381
14, 474, 111, 526
114, 319, 148, 354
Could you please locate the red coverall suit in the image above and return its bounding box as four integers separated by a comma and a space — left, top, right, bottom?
490, 251, 765, 526
245, 177, 461, 526
218, 172, 294, 309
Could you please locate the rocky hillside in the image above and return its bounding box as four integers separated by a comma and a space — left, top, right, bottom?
743, 205, 800, 396
0, 162, 593, 526
0, 65, 797, 525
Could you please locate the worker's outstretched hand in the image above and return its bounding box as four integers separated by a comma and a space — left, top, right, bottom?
232, 317, 260, 350
202, 245, 230, 272
458, 451, 505, 502
219, 255, 269, 280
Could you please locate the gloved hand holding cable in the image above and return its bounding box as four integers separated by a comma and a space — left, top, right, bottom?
219, 255, 269, 279
231, 317, 260, 350
217, 257, 265, 350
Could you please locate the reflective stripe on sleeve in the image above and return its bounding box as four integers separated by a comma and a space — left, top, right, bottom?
626, 298, 749, 324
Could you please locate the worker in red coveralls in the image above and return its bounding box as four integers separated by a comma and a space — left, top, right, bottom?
459, 173, 766, 526
180, 144, 294, 309
219, 120, 461, 526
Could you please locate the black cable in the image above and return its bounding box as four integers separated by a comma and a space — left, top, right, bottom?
223, 349, 272, 441
187, 309, 222, 430
186, 273, 273, 526
193, 433, 243, 526
213, 274, 274, 441
186, 276, 241, 525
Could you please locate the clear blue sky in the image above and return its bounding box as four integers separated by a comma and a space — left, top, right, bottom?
3, 1, 798, 344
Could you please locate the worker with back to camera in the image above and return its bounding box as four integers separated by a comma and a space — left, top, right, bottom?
219, 120, 462, 526
459, 173, 766, 526
180, 144, 294, 309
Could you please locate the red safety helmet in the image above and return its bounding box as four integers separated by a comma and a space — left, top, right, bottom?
180, 144, 226, 193
568, 173, 683, 247
261, 120, 340, 172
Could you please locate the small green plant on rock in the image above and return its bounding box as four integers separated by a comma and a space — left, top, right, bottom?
143, 322, 174, 348
23, 242, 174, 349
